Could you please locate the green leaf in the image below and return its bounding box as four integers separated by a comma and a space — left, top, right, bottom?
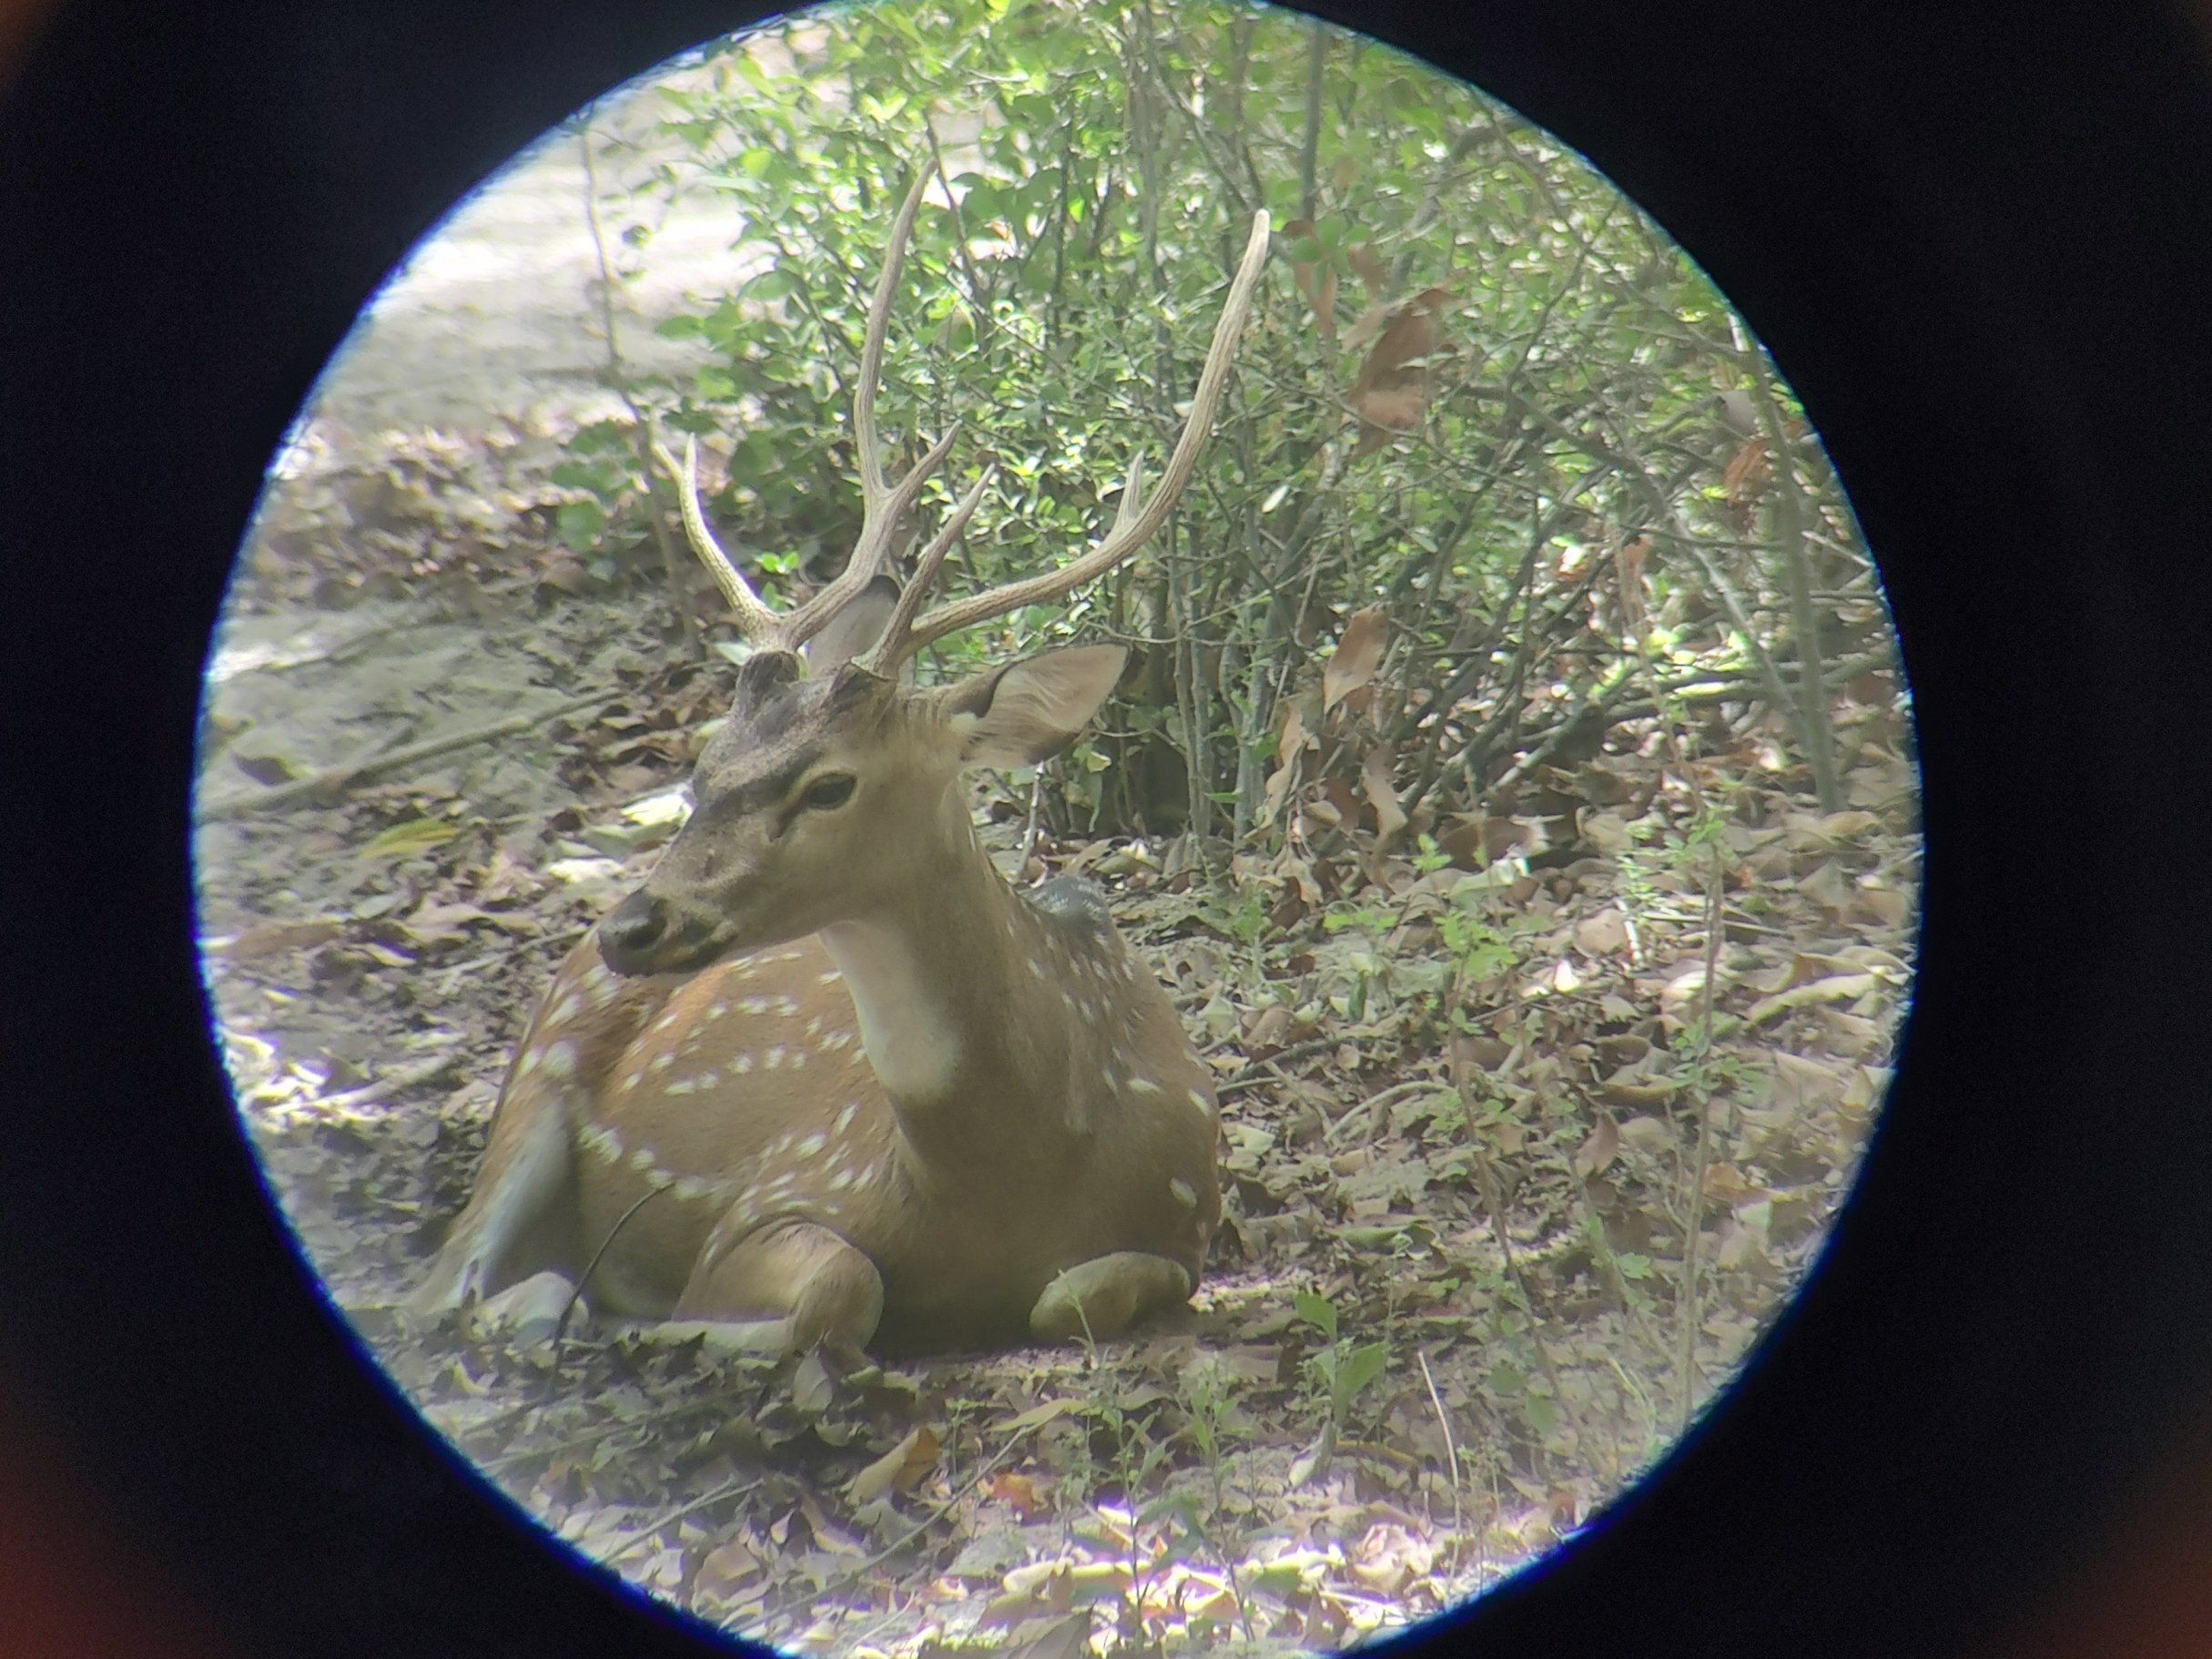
1292, 1290, 1337, 1340
360, 818, 458, 860
1337, 1341, 1389, 1400
744, 267, 797, 301
555, 499, 606, 551
547, 460, 604, 493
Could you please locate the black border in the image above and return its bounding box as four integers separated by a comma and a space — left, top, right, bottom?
6, 4, 2212, 1655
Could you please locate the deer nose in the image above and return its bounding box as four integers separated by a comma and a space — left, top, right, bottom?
598, 891, 669, 974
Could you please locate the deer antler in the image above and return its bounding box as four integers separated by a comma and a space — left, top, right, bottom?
857, 209, 1273, 678
648, 168, 958, 655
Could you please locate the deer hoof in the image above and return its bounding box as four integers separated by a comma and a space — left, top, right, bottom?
478, 1270, 583, 1344
1029, 1253, 1191, 1344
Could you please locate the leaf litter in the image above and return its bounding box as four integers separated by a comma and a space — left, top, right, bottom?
197, 427, 1915, 1658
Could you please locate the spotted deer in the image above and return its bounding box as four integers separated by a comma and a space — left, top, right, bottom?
411, 183, 1272, 1355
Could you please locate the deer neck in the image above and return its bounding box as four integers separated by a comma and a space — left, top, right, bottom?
817, 791, 1060, 1137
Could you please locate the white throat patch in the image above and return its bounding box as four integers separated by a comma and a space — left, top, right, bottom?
819, 919, 962, 1101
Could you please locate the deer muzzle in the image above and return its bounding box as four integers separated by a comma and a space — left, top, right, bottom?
597, 888, 725, 977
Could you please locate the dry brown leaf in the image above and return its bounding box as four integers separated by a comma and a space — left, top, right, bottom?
1574, 908, 1629, 955
1722, 434, 1771, 503
1854, 883, 1913, 929
1715, 1199, 1775, 1272
214, 919, 343, 960
1351, 287, 1448, 455
994, 1612, 1093, 1659
1281, 219, 1337, 344
1769, 1051, 1847, 1114
1324, 606, 1390, 711
1598, 1076, 1679, 1108
1360, 744, 1407, 845
1348, 240, 1388, 294
847, 1423, 940, 1505
1745, 972, 1878, 1026
1246, 1003, 1295, 1053
691, 1536, 763, 1603
1347, 1522, 1435, 1595
1571, 1116, 1619, 1179
1317, 774, 1363, 831
986, 1471, 1051, 1520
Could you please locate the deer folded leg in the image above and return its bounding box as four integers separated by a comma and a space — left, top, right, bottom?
1029, 1252, 1192, 1344
674, 1216, 886, 1355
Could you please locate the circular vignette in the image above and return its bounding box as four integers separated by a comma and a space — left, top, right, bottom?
4, 5, 2212, 1659
191, 5, 1912, 1651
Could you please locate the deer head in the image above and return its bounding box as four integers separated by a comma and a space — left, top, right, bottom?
599, 178, 1272, 980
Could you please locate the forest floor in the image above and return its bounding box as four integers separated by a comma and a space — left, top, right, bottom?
197, 418, 1913, 1658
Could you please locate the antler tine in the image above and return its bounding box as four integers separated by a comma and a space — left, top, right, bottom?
856, 463, 999, 679
888, 209, 1273, 667
1109, 448, 1150, 536
782, 166, 959, 649
648, 429, 786, 645
785, 423, 959, 647
853, 168, 932, 510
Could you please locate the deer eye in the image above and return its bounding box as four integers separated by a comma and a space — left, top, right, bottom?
802, 774, 857, 811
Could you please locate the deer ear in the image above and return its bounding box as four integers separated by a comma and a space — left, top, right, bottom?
804, 574, 902, 673
944, 645, 1129, 768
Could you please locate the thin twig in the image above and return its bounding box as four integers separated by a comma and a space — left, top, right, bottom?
1608, 535, 1727, 1432
1018, 770, 1047, 874
759, 1408, 1060, 1627
602, 1474, 756, 1565
578, 110, 697, 647
198, 689, 610, 819
309, 1052, 462, 1114
1415, 1348, 1463, 1537
558, 1186, 668, 1350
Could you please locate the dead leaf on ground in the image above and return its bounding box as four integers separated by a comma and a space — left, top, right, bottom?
1745, 972, 1877, 1026
213, 919, 343, 960
690, 1535, 763, 1603
847, 1423, 939, 1505
993, 1611, 1094, 1659
360, 817, 460, 860
1575, 908, 1629, 955
1571, 1116, 1619, 1179
985, 1471, 1051, 1520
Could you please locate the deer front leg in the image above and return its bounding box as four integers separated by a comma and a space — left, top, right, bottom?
1028, 1252, 1192, 1344
408, 1084, 576, 1318
669, 1216, 886, 1355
